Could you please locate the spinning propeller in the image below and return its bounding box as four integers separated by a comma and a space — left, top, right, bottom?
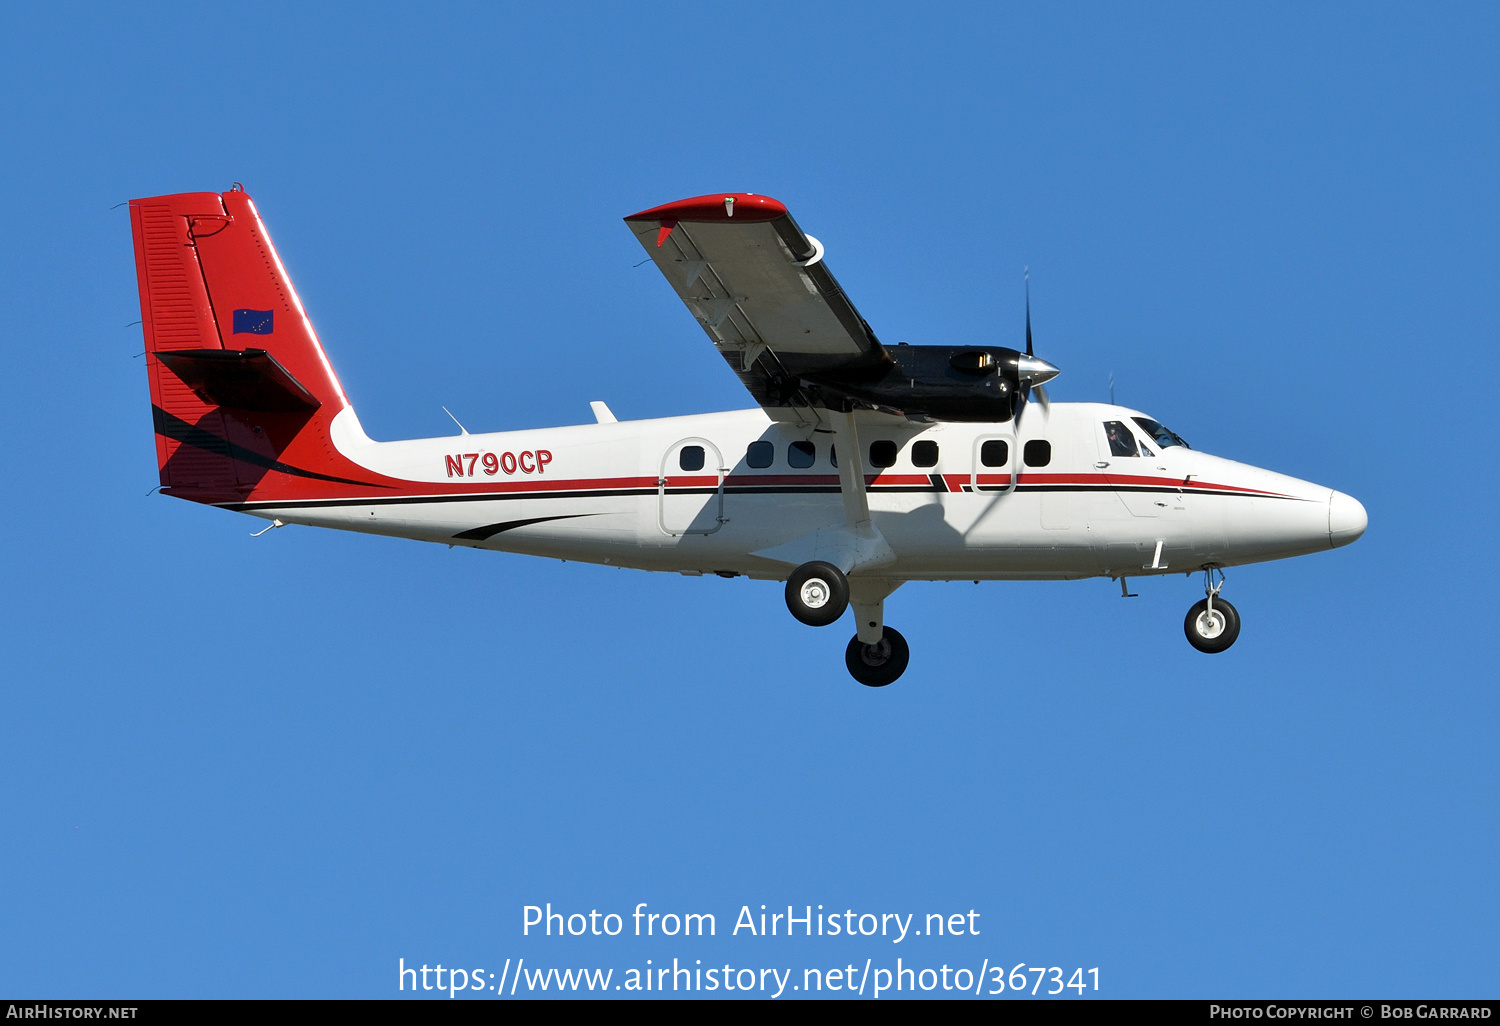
1013, 268, 1060, 422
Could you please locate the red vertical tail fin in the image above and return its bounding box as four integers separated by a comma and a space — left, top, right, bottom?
130, 187, 382, 504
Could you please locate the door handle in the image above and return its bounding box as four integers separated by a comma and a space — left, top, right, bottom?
1094, 461, 1109, 469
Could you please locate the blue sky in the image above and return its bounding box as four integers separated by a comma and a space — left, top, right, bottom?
1, 2, 1496, 999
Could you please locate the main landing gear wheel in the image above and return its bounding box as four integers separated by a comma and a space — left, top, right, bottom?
845, 627, 910, 687
785, 561, 849, 627
1185, 597, 1241, 653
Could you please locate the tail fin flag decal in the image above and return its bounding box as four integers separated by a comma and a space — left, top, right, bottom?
232, 309, 275, 334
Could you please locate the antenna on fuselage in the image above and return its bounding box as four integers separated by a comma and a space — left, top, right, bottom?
1109, 372, 1115, 406
442, 406, 470, 436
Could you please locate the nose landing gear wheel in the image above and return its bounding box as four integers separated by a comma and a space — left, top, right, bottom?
785, 561, 850, 627
1185, 597, 1241, 653
845, 627, 910, 687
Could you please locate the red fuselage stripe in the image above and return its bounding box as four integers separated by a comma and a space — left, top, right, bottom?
225, 467, 1299, 508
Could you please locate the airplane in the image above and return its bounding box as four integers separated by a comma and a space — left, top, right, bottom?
128, 186, 1367, 686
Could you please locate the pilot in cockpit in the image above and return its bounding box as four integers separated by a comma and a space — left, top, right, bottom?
1105, 420, 1139, 457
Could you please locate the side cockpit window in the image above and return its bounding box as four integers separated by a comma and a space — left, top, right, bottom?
1103, 421, 1139, 457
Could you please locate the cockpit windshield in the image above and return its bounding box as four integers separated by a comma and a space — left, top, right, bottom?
1132, 417, 1190, 449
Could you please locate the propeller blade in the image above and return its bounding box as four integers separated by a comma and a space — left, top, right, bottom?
1024, 268, 1033, 357
1013, 269, 1056, 426
1016, 382, 1049, 429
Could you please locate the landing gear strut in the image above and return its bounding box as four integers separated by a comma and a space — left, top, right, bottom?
845, 627, 910, 687
1185, 568, 1240, 653
784, 561, 849, 627
785, 564, 910, 685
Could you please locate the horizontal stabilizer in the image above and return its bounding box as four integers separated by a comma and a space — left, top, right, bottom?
154, 348, 322, 412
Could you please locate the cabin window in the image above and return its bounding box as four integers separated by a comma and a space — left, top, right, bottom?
1103, 421, 1139, 457
869, 440, 898, 468
1024, 440, 1051, 467
980, 440, 1009, 467
788, 440, 816, 469
911, 440, 939, 468
746, 440, 774, 468
679, 445, 706, 471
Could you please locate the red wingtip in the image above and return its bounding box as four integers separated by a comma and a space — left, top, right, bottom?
625, 193, 788, 224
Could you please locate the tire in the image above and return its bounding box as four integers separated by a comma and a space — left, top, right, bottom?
1184, 597, 1241, 653
784, 561, 849, 627
845, 627, 910, 687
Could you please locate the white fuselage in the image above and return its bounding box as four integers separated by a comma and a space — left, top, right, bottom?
232, 401, 1361, 584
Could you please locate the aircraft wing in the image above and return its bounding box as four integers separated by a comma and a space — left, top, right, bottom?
625, 194, 887, 407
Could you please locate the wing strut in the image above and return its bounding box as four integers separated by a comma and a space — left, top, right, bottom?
833, 410, 902, 643
829, 410, 896, 573
833, 409, 872, 529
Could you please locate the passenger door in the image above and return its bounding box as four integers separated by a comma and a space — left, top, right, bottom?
1031, 417, 1094, 531
659, 438, 727, 536
970, 434, 1015, 493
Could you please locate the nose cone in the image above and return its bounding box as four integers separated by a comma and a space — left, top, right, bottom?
1328, 491, 1368, 548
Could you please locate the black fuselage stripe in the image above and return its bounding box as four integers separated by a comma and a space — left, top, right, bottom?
451, 514, 595, 541
221, 483, 1303, 511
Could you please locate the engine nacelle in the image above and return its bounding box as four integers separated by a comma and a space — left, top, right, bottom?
803, 344, 1029, 421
